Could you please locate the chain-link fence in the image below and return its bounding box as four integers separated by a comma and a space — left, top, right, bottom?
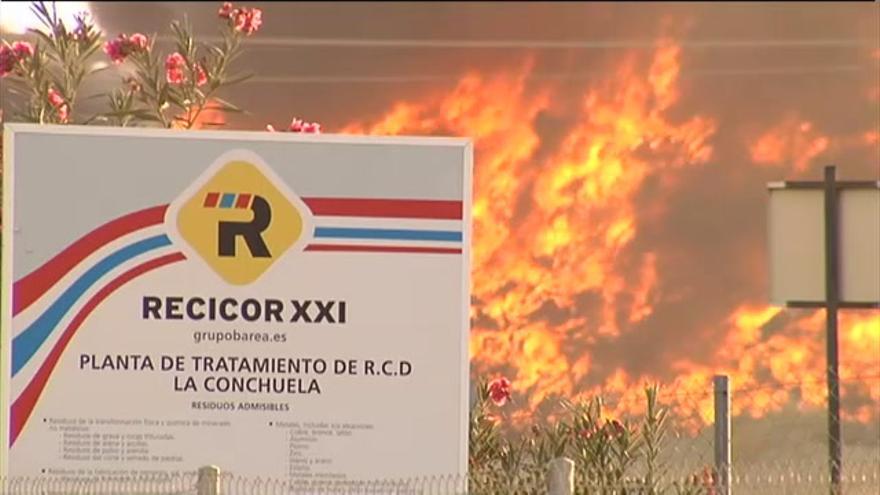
730, 460, 879, 495
2, 462, 878, 495
0, 472, 197, 494
730, 375, 880, 489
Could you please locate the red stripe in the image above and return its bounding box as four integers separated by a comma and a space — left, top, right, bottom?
203, 193, 220, 207
302, 198, 462, 220
12, 205, 168, 316
305, 244, 461, 254
235, 194, 252, 209
10, 252, 185, 446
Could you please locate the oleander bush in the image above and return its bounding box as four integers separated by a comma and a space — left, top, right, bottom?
470, 378, 716, 494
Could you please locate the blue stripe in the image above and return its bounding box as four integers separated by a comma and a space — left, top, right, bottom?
219, 193, 236, 208
11, 235, 171, 377
313, 227, 462, 242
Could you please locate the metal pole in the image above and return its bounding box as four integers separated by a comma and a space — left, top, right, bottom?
547, 457, 575, 495
714, 375, 731, 495
823, 165, 842, 495
197, 465, 220, 495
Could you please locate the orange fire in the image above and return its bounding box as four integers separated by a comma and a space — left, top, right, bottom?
340, 37, 880, 428
171, 98, 227, 129
749, 116, 830, 174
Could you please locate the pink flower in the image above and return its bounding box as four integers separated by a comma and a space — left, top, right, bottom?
165, 52, 187, 85
11, 41, 34, 59
218, 2, 234, 19
700, 467, 718, 495
123, 76, 142, 93
233, 7, 262, 35
606, 419, 626, 438
287, 118, 321, 133
195, 63, 208, 87
301, 122, 321, 133
1, 42, 34, 77
487, 377, 511, 406
577, 425, 600, 440
0, 45, 16, 77
129, 33, 149, 50
103, 34, 148, 64
220, 3, 262, 36
103, 37, 125, 63
47, 87, 69, 123
267, 117, 322, 134
47, 87, 64, 107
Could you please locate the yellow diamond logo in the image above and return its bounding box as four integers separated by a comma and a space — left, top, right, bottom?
171, 151, 308, 285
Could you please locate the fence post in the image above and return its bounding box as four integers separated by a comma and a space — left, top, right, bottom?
547, 457, 574, 495
714, 375, 731, 495
197, 465, 220, 495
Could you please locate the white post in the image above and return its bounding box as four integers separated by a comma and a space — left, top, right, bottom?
547, 457, 574, 495
714, 375, 732, 495
197, 465, 220, 495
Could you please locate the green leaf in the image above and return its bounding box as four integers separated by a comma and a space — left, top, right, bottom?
100, 109, 160, 121
207, 97, 243, 112
80, 42, 102, 62
207, 44, 225, 59
29, 1, 55, 32
204, 106, 243, 115
86, 64, 111, 76
219, 71, 253, 87
170, 20, 185, 41
132, 110, 163, 122
165, 93, 187, 110
27, 28, 56, 49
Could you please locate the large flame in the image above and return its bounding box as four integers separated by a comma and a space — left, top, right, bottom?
340, 36, 880, 428
749, 117, 830, 174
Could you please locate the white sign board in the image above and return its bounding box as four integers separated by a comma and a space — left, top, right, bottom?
1, 124, 472, 485
768, 184, 880, 305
